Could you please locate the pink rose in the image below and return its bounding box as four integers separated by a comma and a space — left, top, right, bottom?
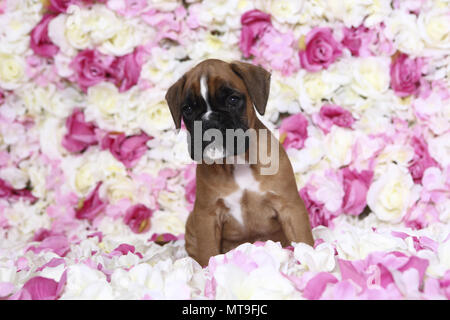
0, 178, 38, 203
107, 48, 143, 92
408, 136, 439, 183
70, 49, 113, 92
390, 53, 423, 97
299, 27, 343, 72
299, 187, 335, 228
313, 104, 355, 134
341, 25, 375, 57
279, 113, 308, 149
0, 90, 4, 105
30, 14, 60, 58
123, 204, 153, 233
75, 182, 106, 221
101, 131, 152, 168
48, 0, 77, 13
62, 108, 99, 153
340, 167, 373, 216
239, 9, 271, 58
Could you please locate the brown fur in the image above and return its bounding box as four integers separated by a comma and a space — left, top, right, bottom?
166, 59, 314, 267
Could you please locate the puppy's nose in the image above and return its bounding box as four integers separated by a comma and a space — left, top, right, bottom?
201, 112, 222, 130
201, 111, 219, 121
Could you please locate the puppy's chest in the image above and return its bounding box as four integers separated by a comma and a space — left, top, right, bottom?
220, 165, 277, 235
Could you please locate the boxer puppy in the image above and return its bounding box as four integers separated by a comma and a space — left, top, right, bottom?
165, 59, 314, 267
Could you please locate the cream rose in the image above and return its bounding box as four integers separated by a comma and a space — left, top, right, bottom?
367, 164, 418, 223
351, 57, 390, 99
418, 8, 450, 50
64, 5, 92, 50
324, 126, 355, 168
264, 0, 304, 25
0, 53, 25, 89
87, 82, 121, 117
104, 176, 137, 204
385, 11, 424, 55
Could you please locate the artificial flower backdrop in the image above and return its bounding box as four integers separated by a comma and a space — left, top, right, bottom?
0, 0, 449, 299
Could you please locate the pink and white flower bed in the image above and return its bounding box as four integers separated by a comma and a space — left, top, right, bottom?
0, 0, 449, 300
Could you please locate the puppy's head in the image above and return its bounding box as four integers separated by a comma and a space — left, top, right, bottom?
165, 59, 271, 162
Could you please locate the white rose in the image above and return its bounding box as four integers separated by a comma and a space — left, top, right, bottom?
19, 84, 54, 116
325, 0, 370, 27
351, 57, 390, 99
293, 242, 336, 272
86, 5, 121, 44
0, 53, 25, 90
264, 0, 304, 25
104, 176, 137, 204
267, 76, 301, 118
0, 6, 41, 54
418, 8, 450, 50
332, 86, 372, 114
367, 164, 418, 223
39, 117, 66, 160
354, 107, 391, 135
298, 67, 350, 114
62, 150, 127, 195
150, 210, 186, 236
99, 21, 147, 56
287, 128, 325, 174
324, 126, 355, 168
48, 14, 77, 56
64, 5, 92, 50
188, 32, 240, 62
364, 0, 392, 27
87, 82, 122, 118
137, 97, 174, 136
375, 144, 415, 173
60, 265, 114, 300
140, 48, 185, 89
385, 11, 424, 55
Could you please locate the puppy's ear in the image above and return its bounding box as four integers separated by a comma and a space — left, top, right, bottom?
230, 61, 271, 116
165, 75, 186, 129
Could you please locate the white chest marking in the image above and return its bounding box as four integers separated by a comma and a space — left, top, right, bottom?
223, 165, 260, 225
200, 75, 212, 120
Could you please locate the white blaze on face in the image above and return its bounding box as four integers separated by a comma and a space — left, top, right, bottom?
223, 164, 260, 225
200, 75, 212, 120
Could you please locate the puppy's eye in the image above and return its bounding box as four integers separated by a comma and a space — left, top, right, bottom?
182, 105, 193, 115
227, 95, 240, 106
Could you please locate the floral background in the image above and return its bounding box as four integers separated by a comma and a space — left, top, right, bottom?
0, 0, 449, 300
